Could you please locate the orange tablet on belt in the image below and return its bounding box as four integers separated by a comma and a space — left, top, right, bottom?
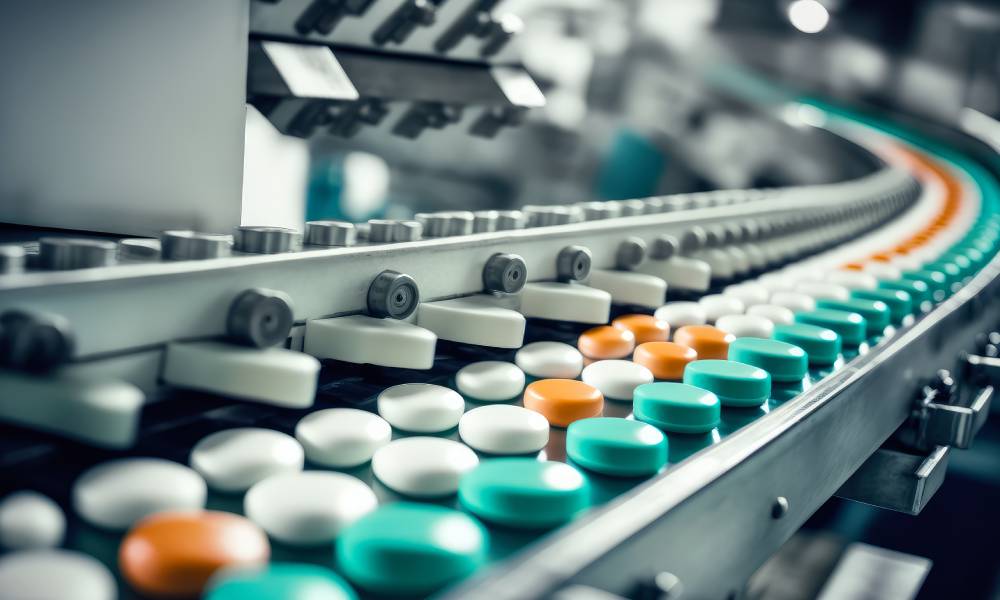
523, 379, 604, 427
673, 325, 734, 360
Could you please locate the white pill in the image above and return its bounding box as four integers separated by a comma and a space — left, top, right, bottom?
654, 302, 707, 329
769, 291, 817, 313
456, 361, 525, 401
72, 458, 206, 531
190, 428, 304, 493
746, 304, 796, 326
699, 294, 745, 322
515, 341, 584, 379
757, 273, 797, 292
371, 437, 478, 497
715, 314, 775, 339
863, 262, 901, 279
794, 281, 851, 301
295, 408, 392, 468
459, 405, 549, 454
0, 492, 65, 550
0, 549, 115, 600
244, 471, 377, 546
722, 283, 770, 307
377, 383, 465, 433
519, 282, 612, 324
581, 360, 654, 401
827, 270, 879, 290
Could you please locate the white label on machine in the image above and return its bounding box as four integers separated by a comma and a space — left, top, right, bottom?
262, 41, 359, 101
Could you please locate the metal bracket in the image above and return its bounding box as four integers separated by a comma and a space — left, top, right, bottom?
922, 386, 992, 449
835, 446, 950, 515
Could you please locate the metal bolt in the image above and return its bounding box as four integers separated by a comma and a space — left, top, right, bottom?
0, 310, 75, 372
772, 496, 789, 519
367, 220, 397, 243
0, 245, 27, 274
679, 227, 706, 254
557, 246, 592, 282
473, 211, 498, 233
368, 270, 420, 319
234, 226, 302, 254
227, 288, 295, 348
305, 221, 356, 247
650, 235, 679, 260
118, 238, 161, 261
38, 237, 116, 270
495, 210, 526, 230
393, 220, 423, 242
161, 230, 232, 260
616, 237, 647, 270
483, 253, 527, 294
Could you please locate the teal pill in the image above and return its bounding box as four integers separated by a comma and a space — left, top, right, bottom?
205, 564, 358, 600
879, 278, 929, 308
924, 261, 961, 287
939, 253, 973, 277
458, 459, 589, 529
633, 382, 720, 433
566, 417, 667, 476
816, 299, 889, 335
795, 309, 866, 345
772, 323, 841, 365
902, 269, 948, 296
336, 503, 487, 595
727, 337, 807, 383
851, 289, 911, 324
683, 359, 770, 408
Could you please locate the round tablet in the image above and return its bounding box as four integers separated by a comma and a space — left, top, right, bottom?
633, 382, 720, 433
455, 361, 525, 401
727, 338, 807, 383
515, 341, 584, 379
244, 471, 377, 546
295, 408, 391, 468
0, 549, 115, 600
769, 291, 816, 313
458, 459, 589, 528
773, 323, 841, 365
190, 428, 304, 493
0, 491, 65, 550
673, 325, 734, 360
566, 418, 667, 477
73, 458, 206, 530
371, 437, 478, 497
817, 298, 889, 335
795, 309, 866, 345
206, 563, 358, 600
581, 360, 654, 401
577, 325, 635, 360
377, 383, 464, 433
632, 342, 697, 380
523, 379, 604, 427
611, 314, 669, 344
654, 302, 707, 329
120, 511, 270, 598
746, 304, 795, 326
683, 360, 771, 407
723, 283, 770, 307
698, 294, 745, 322
337, 503, 487, 595
458, 404, 549, 454
715, 314, 774, 339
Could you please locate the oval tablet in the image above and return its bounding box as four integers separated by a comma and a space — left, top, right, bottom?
0, 549, 115, 600
337, 503, 487, 595
795, 309, 866, 345
515, 341, 584, 378
577, 325, 635, 360
244, 471, 377, 546
581, 360, 653, 401
523, 379, 604, 427
458, 404, 549, 454
683, 359, 771, 408
295, 408, 391, 468
715, 314, 774, 339
772, 323, 841, 366
728, 338, 807, 383
769, 291, 816, 313
0, 491, 65, 550
377, 383, 464, 433
73, 458, 206, 530
633, 342, 697, 380
566, 418, 667, 476
746, 304, 795, 326
458, 459, 589, 528
653, 302, 707, 329
206, 563, 358, 600
673, 325, 734, 360
698, 294, 745, 322
633, 382, 720, 433
455, 361, 525, 401
120, 511, 270, 598
611, 314, 669, 344
371, 437, 478, 497
190, 428, 304, 493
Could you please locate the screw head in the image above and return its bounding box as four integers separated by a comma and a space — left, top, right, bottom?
227, 288, 295, 348
772, 496, 789, 519
556, 246, 591, 282
483, 253, 527, 294
0, 310, 75, 372
368, 270, 420, 319
616, 237, 647, 270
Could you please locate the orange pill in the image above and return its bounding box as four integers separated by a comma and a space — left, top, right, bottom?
633, 342, 697, 380
673, 325, 734, 360
612, 314, 670, 344
523, 379, 604, 427
578, 325, 635, 359
120, 511, 270, 597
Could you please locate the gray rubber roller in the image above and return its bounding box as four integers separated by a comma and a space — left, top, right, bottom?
616, 237, 647, 270
556, 245, 591, 282
0, 310, 75, 372
483, 253, 527, 294
650, 235, 679, 260
227, 288, 295, 348
368, 270, 420, 319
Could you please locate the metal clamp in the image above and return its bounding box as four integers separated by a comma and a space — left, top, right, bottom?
835, 446, 950, 515
921, 386, 992, 449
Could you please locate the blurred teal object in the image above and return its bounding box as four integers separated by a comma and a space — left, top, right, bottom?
596, 128, 666, 200
306, 157, 348, 221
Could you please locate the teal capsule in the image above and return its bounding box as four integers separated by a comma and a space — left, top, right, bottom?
566, 417, 667, 477
683, 359, 770, 408
727, 337, 807, 383
633, 382, 721, 433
